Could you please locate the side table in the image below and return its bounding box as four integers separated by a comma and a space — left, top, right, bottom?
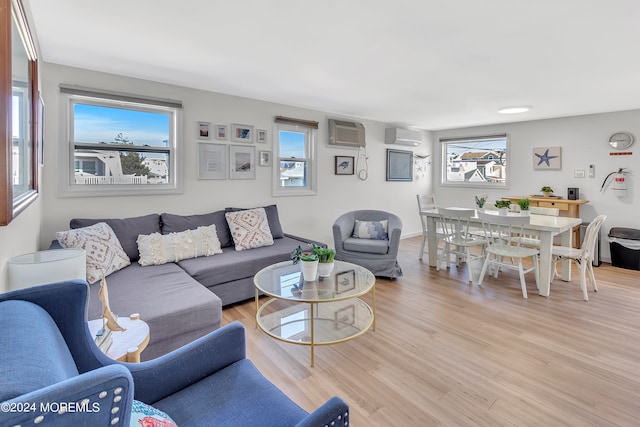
88, 314, 150, 363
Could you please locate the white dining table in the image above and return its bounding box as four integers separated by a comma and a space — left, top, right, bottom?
421, 208, 583, 297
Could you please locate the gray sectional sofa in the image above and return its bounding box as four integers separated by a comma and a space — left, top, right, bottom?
56, 205, 318, 361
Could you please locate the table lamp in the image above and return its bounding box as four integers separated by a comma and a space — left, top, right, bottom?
7, 249, 86, 291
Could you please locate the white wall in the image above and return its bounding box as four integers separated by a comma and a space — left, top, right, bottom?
39, 63, 432, 253
434, 110, 640, 262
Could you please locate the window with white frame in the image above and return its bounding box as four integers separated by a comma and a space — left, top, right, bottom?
59, 85, 182, 197
272, 116, 318, 196
441, 134, 509, 188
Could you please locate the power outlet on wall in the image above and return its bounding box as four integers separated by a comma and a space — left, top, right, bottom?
589, 164, 595, 178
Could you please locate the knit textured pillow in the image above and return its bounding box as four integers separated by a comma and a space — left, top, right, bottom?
136, 224, 223, 266
225, 207, 274, 251
56, 222, 131, 284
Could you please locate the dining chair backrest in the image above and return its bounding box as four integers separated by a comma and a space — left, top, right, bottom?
530, 206, 560, 216
417, 194, 437, 213
477, 210, 531, 249
437, 207, 476, 243
581, 215, 607, 261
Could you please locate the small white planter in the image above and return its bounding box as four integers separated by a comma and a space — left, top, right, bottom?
498, 208, 508, 216
521, 210, 530, 216
300, 260, 319, 281
318, 261, 335, 277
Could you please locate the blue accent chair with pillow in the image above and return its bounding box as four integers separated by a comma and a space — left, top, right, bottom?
0, 280, 349, 427
333, 209, 403, 278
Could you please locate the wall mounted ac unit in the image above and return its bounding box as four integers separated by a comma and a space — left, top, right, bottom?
385, 127, 422, 146
328, 119, 366, 147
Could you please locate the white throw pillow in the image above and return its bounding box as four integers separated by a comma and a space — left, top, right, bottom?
225, 207, 274, 251
137, 224, 223, 266
56, 222, 131, 284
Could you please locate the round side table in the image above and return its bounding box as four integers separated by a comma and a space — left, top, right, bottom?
88, 314, 150, 363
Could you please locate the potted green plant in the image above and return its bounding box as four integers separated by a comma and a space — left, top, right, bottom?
541, 186, 554, 197
517, 198, 530, 216
494, 199, 511, 215
312, 244, 336, 277
474, 194, 487, 210
291, 245, 319, 281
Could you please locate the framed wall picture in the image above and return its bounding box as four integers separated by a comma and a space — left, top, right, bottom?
229, 145, 256, 179
197, 121, 212, 140
257, 129, 268, 143
231, 123, 254, 143
533, 146, 562, 170
259, 150, 271, 167
335, 156, 354, 175
215, 124, 227, 140
197, 143, 227, 180
386, 148, 413, 181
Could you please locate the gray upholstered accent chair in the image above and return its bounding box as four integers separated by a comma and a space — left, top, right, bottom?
333, 210, 403, 278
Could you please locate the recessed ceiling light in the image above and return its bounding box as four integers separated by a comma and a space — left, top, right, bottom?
497, 105, 532, 114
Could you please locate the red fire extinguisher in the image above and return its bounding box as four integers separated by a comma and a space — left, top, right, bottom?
601, 167, 629, 197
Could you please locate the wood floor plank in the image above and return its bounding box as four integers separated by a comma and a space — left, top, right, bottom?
222, 236, 640, 426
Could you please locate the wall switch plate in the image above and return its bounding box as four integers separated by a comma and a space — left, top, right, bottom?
574, 169, 585, 178
589, 164, 595, 178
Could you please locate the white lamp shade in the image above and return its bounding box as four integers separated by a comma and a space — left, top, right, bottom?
7, 249, 86, 291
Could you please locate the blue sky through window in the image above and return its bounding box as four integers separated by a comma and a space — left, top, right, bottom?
74, 103, 169, 147
279, 131, 305, 158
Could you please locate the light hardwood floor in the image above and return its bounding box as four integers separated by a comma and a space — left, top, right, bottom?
222, 236, 640, 426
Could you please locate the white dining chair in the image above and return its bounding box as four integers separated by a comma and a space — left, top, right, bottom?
417, 194, 443, 260
477, 211, 540, 298
551, 215, 607, 301
511, 206, 560, 247
436, 207, 488, 284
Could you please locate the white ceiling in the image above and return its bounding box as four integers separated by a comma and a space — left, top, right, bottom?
25, 0, 640, 130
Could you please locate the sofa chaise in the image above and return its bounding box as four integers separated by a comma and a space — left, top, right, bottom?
54, 205, 320, 360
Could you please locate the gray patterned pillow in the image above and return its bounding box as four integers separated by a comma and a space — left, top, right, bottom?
352, 220, 389, 240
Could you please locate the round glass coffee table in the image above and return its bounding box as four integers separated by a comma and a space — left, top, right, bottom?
254, 260, 376, 367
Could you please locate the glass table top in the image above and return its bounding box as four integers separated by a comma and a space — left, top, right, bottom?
254, 260, 376, 303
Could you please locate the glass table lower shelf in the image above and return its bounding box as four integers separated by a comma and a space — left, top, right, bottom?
257, 297, 374, 366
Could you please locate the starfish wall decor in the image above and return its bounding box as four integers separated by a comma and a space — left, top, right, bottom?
532, 146, 561, 170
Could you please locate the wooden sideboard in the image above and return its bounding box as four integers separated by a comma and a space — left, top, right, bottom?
505, 196, 589, 247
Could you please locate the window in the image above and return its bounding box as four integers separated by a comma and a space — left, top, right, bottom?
1, 0, 39, 226
272, 116, 318, 196
59, 86, 182, 197
441, 134, 509, 188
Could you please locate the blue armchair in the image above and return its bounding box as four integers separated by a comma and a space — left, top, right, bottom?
0, 280, 349, 426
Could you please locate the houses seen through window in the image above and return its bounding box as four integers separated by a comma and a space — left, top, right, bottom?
60, 87, 182, 197
272, 119, 317, 196
441, 134, 509, 188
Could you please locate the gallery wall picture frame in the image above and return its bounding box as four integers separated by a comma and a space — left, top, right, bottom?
231, 123, 254, 143
259, 150, 271, 167
257, 129, 268, 143
197, 121, 212, 140
335, 156, 354, 175
229, 145, 256, 179
215, 124, 227, 140
197, 143, 227, 180
386, 148, 413, 181
533, 146, 562, 170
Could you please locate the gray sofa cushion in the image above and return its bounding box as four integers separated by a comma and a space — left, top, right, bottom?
160, 211, 233, 248
225, 204, 284, 239
71, 214, 161, 261
87, 262, 222, 360
177, 236, 303, 289
343, 237, 389, 254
